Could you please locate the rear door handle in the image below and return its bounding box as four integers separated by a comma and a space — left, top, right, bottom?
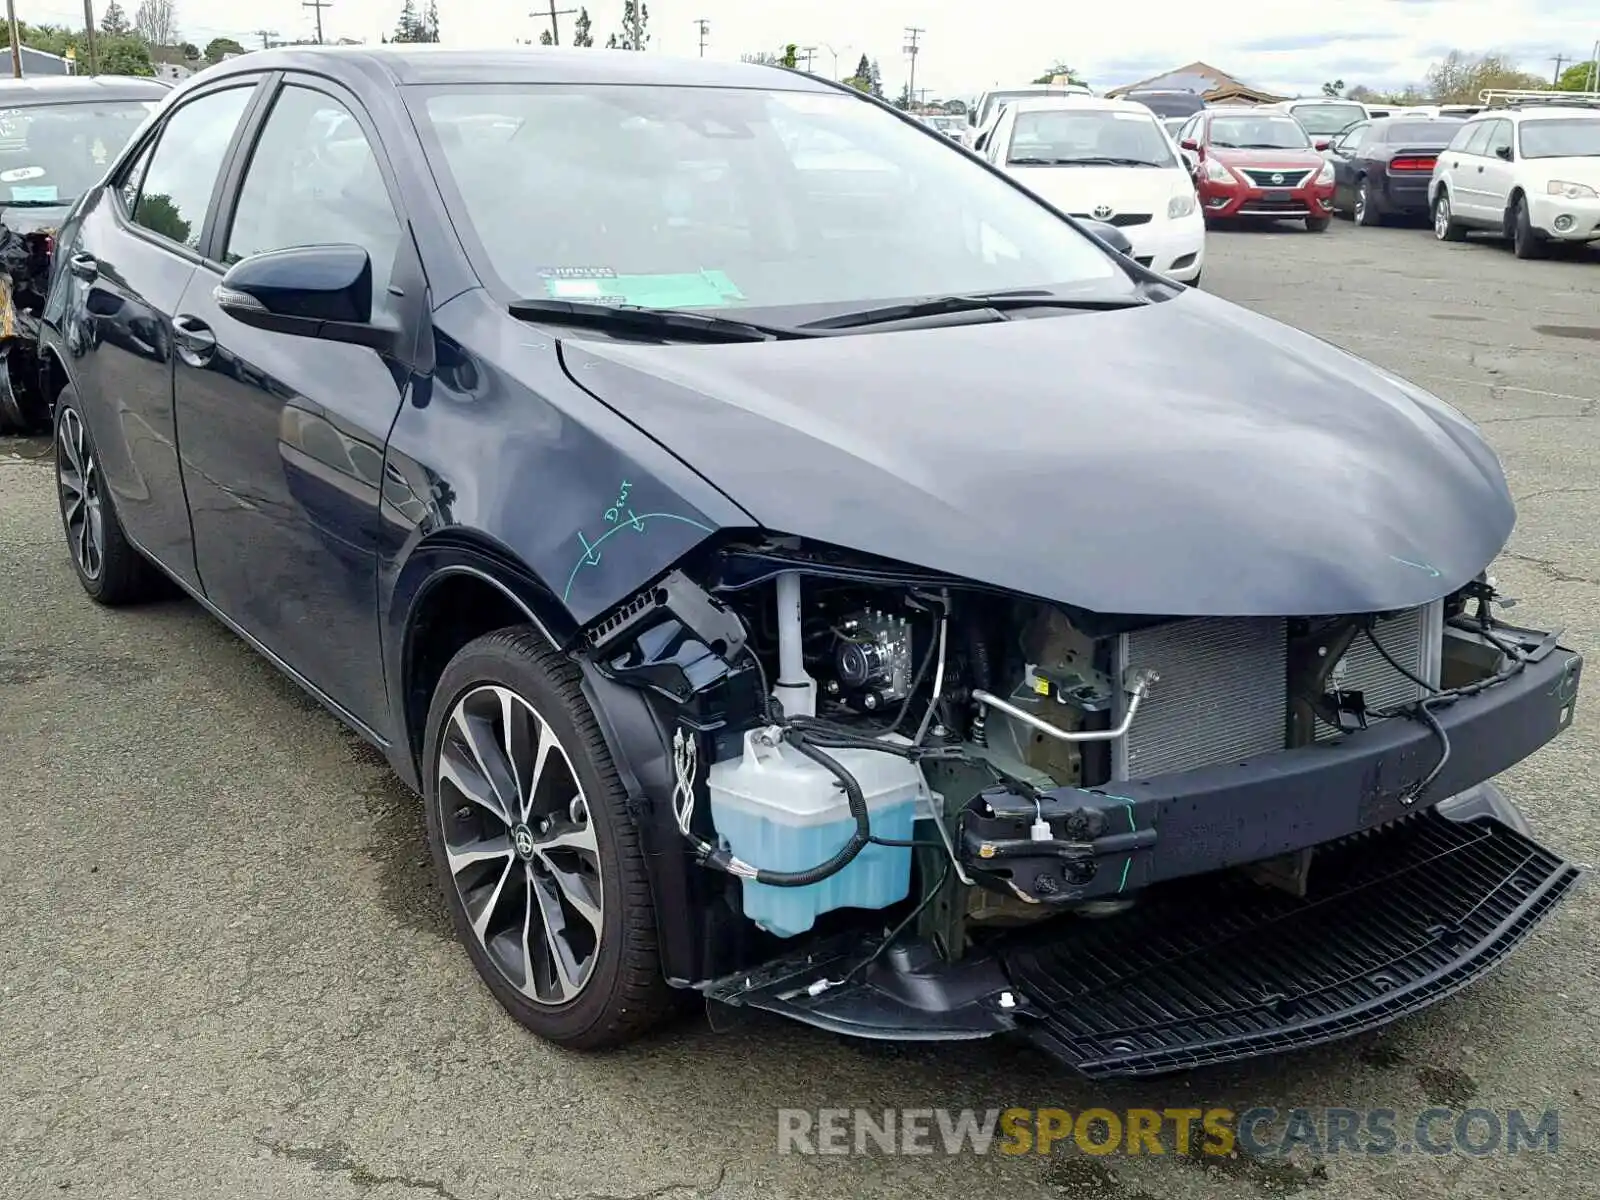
172, 314, 217, 366
67, 252, 98, 281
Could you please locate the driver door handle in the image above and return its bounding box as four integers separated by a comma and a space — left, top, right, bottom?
68, 252, 98, 281
172, 314, 217, 366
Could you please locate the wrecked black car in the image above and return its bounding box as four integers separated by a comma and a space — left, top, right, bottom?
0, 75, 166, 433
39, 47, 1583, 1075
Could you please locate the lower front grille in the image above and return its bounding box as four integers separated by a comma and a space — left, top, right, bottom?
1001, 810, 1583, 1077
1068, 212, 1153, 227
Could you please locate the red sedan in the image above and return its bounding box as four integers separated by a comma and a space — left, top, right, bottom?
1177, 107, 1337, 231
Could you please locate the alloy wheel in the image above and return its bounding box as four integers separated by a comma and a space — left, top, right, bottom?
1434, 197, 1451, 239
57, 408, 104, 581
436, 684, 603, 1006
1354, 185, 1367, 224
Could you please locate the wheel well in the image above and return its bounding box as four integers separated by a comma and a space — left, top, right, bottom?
403, 572, 537, 766
41, 346, 69, 403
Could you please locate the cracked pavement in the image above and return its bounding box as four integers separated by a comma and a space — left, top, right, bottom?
3, 220, 1599, 1199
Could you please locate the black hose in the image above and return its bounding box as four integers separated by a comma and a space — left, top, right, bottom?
746, 733, 873, 888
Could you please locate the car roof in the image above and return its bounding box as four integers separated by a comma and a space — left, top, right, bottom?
1470, 106, 1600, 122
198, 44, 837, 91
1006, 96, 1153, 116
0, 74, 171, 103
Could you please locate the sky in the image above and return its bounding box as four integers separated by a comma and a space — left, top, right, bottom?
17, 0, 1600, 98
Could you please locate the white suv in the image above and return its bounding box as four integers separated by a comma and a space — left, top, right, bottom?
1429, 106, 1600, 257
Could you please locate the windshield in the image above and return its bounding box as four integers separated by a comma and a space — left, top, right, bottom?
978, 89, 1046, 127
1518, 117, 1600, 159
1007, 108, 1178, 167
0, 99, 158, 205
412, 84, 1127, 318
1208, 114, 1312, 149
1287, 103, 1366, 136
1382, 119, 1462, 146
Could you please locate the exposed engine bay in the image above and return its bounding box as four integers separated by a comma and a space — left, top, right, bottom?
585, 535, 1579, 991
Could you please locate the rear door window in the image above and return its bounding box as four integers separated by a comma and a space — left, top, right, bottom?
1460, 121, 1494, 157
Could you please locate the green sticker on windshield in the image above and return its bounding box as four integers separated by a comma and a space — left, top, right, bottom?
9, 184, 57, 202
541, 269, 745, 309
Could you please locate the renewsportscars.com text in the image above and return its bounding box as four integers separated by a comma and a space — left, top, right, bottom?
776, 1106, 1560, 1158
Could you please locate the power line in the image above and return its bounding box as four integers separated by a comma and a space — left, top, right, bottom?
902, 26, 923, 106
302, 0, 330, 45
693, 17, 709, 57
537, 1, 576, 45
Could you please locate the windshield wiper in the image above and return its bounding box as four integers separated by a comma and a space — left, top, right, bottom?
507, 298, 811, 342
1010, 156, 1160, 167
799, 290, 1150, 332
0, 199, 67, 208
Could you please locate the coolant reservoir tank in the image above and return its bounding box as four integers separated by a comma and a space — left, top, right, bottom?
707, 730, 929, 938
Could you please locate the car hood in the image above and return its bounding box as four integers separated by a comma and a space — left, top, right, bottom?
1530, 155, 1600, 187
557, 291, 1513, 617
1208, 147, 1325, 170
1004, 164, 1192, 219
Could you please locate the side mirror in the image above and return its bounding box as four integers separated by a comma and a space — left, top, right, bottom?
1080, 218, 1133, 257
214, 243, 394, 353
1494, 145, 1513, 161
1315, 139, 1331, 152
1180, 138, 1199, 152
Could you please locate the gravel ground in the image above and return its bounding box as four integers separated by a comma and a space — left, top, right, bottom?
2, 219, 1599, 1200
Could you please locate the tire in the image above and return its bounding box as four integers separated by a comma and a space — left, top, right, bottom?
1511, 195, 1545, 259
1355, 178, 1380, 227
1433, 192, 1465, 241
1305, 215, 1331, 232
1186, 271, 1202, 289
422, 626, 674, 1049
53, 384, 164, 606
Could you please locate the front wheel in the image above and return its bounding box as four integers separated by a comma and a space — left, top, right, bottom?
1511, 196, 1546, 259
1433, 193, 1465, 241
1305, 215, 1331, 232
422, 627, 675, 1048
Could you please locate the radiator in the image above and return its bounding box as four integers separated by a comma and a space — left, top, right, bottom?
1112, 617, 1289, 779
1315, 601, 1444, 740
1110, 602, 1444, 778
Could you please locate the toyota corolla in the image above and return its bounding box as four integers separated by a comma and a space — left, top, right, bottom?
38, 46, 1582, 1075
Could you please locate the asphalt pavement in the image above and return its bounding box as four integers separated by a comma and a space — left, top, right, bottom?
3, 219, 1599, 1200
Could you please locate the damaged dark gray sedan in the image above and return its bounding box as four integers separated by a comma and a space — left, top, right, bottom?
38, 46, 1583, 1075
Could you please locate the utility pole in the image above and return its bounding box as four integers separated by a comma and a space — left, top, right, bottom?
693, 17, 708, 57
1551, 55, 1569, 85
630, 0, 641, 50
255, 29, 279, 49
537, 1, 575, 45
81, 0, 100, 75
6, 0, 20, 79
903, 26, 923, 109
302, 0, 330, 44
800, 46, 816, 72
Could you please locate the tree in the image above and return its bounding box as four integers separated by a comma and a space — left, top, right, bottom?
99, 0, 132, 36
1424, 51, 1543, 104
1321, 79, 1345, 97
867, 58, 884, 99
605, 0, 648, 51
101, 36, 155, 75
895, 82, 912, 109
1032, 61, 1083, 85
204, 36, 245, 62
573, 7, 592, 47
133, 0, 180, 48
1556, 61, 1597, 91
179, 41, 199, 60
539, 29, 553, 45
392, 0, 425, 42
424, 0, 440, 41
780, 43, 797, 69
